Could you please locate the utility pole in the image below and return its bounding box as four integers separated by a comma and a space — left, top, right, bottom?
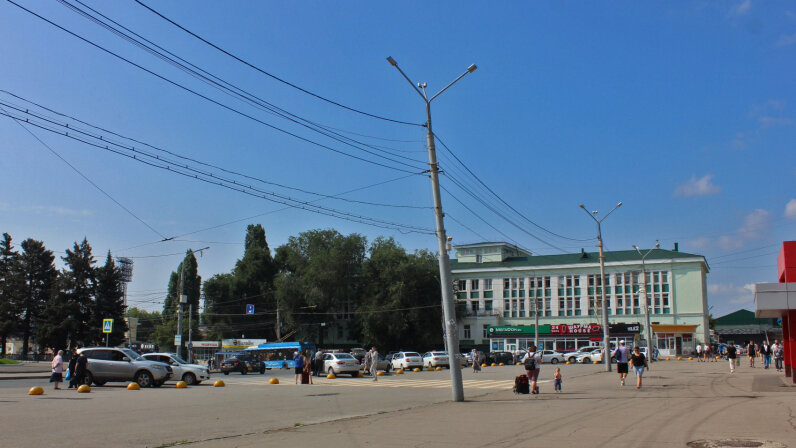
188, 303, 193, 363
579, 202, 622, 372
633, 242, 659, 361
387, 56, 477, 402
176, 262, 186, 359
276, 296, 281, 341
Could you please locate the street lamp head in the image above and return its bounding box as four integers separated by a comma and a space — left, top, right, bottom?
617, 202, 623, 207
592, 210, 598, 215
655, 242, 660, 249
579, 204, 585, 209
632, 245, 639, 250
386, 56, 397, 66
467, 64, 478, 73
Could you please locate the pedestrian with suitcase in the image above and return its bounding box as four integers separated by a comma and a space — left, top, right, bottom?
521, 345, 542, 395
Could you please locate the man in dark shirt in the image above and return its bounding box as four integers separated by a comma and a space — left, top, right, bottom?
726, 342, 737, 373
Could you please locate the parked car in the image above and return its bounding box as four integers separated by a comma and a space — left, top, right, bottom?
221, 355, 265, 375
363, 354, 392, 374
350, 347, 367, 363
540, 350, 566, 364
576, 349, 604, 364
563, 346, 602, 363
77, 347, 172, 388
390, 351, 423, 370
323, 352, 360, 376
141, 352, 211, 385
423, 351, 450, 368
487, 351, 514, 365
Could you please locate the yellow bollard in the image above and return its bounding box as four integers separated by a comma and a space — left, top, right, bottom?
499, 363, 505, 366
213, 380, 225, 387
396, 369, 404, 374
677, 356, 683, 361
377, 371, 385, 376
715, 356, 720, 360
516, 362, 522, 366
666, 357, 671, 361
688, 357, 694, 361
126, 382, 140, 390
593, 360, 599, 364
491, 363, 497, 367
327, 373, 336, 379
481, 363, 487, 367
28, 386, 44, 395
77, 384, 91, 393
357, 371, 364, 378
413, 368, 421, 372
435, 366, 442, 371
268, 377, 279, 384
176, 381, 188, 388
566, 361, 571, 365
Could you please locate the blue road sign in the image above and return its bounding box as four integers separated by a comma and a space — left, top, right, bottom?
102, 318, 113, 333
246, 304, 255, 315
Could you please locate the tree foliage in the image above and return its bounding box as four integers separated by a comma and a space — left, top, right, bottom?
0, 234, 22, 356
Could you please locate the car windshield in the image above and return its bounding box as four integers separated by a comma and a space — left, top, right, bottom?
335, 353, 355, 360
121, 348, 143, 360
432, 352, 447, 356
170, 354, 188, 364
405, 352, 420, 357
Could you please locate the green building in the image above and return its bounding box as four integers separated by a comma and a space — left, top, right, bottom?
451, 242, 710, 357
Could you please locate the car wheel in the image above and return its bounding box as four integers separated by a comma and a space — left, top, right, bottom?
582, 357, 590, 363
182, 372, 197, 385
551, 358, 559, 364
83, 371, 94, 386
568, 357, 576, 363
93, 380, 107, 386
241, 368, 247, 375
259, 367, 265, 374
223, 371, 229, 376
135, 370, 154, 388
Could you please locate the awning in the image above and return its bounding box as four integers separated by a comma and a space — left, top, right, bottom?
651, 324, 698, 333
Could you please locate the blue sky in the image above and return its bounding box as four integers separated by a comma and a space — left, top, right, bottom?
1, 0, 794, 316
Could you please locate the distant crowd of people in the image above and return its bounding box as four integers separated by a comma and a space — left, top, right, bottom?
722, 340, 784, 373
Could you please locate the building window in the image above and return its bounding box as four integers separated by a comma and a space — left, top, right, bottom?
464, 325, 471, 339
476, 254, 482, 263
471, 279, 480, 290
484, 279, 492, 290
483, 324, 489, 338
458, 280, 467, 291
471, 301, 479, 312
484, 300, 493, 311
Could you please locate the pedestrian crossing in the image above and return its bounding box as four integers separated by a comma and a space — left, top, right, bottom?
232, 377, 550, 390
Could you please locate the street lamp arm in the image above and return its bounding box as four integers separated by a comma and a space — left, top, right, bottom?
429, 66, 476, 103
386, 57, 427, 102
601, 202, 623, 222
579, 204, 600, 224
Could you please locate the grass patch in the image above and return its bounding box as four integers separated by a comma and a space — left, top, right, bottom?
0, 359, 20, 364
294, 422, 303, 427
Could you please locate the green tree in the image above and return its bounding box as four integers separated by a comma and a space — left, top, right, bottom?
163, 250, 201, 351
60, 239, 97, 346
274, 229, 367, 343
0, 233, 22, 356
125, 307, 161, 344
94, 252, 128, 346
18, 238, 57, 358
357, 237, 443, 350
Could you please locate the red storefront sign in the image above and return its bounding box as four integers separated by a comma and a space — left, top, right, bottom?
550, 324, 602, 334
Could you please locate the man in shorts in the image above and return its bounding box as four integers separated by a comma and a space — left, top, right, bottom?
521, 345, 542, 394
293, 351, 305, 384
613, 340, 630, 386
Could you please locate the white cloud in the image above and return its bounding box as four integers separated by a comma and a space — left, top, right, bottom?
738, 209, 770, 240
17, 205, 93, 217
785, 199, 796, 220
731, 0, 752, 16
758, 116, 792, 127
775, 33, 796, 47
709, 283, 755, 307
717, 235, 744, 251
689, 237, 711, 249
675, 174, 721, 197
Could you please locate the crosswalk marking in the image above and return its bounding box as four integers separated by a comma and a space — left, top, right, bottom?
233, 377, 550, 390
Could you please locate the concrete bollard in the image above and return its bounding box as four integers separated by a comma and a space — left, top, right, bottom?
126, 382, 140, 390
213, 380, 225, 387
28, 386, 44, 395
269, 377, 279, 384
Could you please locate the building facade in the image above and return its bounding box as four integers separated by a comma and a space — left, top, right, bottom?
451, 242, 710, 357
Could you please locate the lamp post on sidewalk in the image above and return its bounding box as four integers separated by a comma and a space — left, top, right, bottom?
579, 202, 622, 372
633, 242, 659, 361
387, 56, 477, 402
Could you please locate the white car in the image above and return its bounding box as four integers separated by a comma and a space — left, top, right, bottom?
141, 352, 211, 385
576, 349, 604, 364
322, 352, 360, 376
423, 351, 450, 368
391, 351, 423, 370
563, 346, 602, 363
540, 350, 566, 364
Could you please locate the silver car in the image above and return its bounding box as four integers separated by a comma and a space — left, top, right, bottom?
78, 347, 172, 387
142, 353, 211, 385
540, 350, 566, 364
322, 353, 360, 376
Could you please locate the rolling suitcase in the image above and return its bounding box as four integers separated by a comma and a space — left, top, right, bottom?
514, 374, 530, 394
301, 371, 310, 384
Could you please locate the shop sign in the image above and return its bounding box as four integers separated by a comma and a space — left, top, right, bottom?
487, 325, 551, 337
190, 341, 220, 348
550, 324, 601, 334
609, 323, 641, 334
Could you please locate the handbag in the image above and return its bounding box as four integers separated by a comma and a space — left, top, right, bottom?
64, 370, 72, 381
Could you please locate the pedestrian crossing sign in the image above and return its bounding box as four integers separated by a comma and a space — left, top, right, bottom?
102, 319, 113, 333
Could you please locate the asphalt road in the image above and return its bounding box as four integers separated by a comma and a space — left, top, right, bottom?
1, 361, 793, 448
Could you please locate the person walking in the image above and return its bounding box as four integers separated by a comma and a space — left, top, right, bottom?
696, 343, 703, 362
363, 349, 372, 376
471, 349, 481, 373
313, 349, 324, 377
747, 342, 756, 368
302, 352, 313, 384
67, 348, 78, 389
761, 341, 772, 369
613, 340, 630, 386
50, 350, 64, 390
71, 350, 88, 388
629, 346, 648, 389
727, 342, 737, 373
292, 351, 305, 384
369, 347, 379, 381
521, 345, 542, 395
773, 340, 784, 372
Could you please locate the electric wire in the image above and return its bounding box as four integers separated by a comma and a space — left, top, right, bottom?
5, 0, 423, 174
0, 104, 166, 239
57, 0, 429, 168
132, 0, 423, 127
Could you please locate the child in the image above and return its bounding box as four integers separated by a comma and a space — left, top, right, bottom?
554, 367, 562, 393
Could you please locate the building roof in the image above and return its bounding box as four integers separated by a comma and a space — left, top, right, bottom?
450, 248, 706, 270
714, 309, 773, 328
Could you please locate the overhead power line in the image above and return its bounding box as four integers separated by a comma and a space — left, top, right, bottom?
0, 104, 166, 239
132, 0, 424, 127
5, 0, 423, 174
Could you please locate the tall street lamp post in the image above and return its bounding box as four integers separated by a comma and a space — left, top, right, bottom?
633, 242, 659, 361
579, 202, 622, 372
387, 56, 477, 402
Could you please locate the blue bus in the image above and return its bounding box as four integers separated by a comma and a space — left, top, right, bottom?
244, 341, 317, 369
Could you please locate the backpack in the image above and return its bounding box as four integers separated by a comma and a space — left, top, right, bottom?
523, 352, 536, 370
